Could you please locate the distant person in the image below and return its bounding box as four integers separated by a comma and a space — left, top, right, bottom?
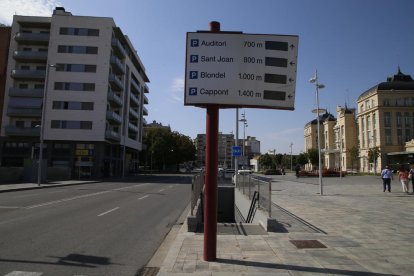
409, 166, 414, 193
381, 166, 393, 192
398, 168, 409, 193
295, 164, 301, 178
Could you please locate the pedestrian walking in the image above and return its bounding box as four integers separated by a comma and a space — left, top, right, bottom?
295, 164, 301, 178
381, 166, 393, 192
398, 168, 409, 193
409, 165, 414, 193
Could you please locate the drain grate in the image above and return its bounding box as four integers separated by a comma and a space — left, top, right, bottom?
290, 239, 327, 249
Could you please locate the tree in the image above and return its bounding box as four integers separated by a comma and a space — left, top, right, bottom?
307, 148, 320, 169
141, 128, 196, 171
368, 146, 380, 173
297, 153, 309, 166
348, 146, 359, 171
259, 154, 273, 170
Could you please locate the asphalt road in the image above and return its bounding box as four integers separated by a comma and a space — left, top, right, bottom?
0, 175, 192, 276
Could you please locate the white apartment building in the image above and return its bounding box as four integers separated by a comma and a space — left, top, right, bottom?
0, 7, 149, 179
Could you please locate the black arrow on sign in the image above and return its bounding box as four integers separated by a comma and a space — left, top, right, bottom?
290, 61, 296, 66
287, 94, 293, 99
289, 78, 294, 83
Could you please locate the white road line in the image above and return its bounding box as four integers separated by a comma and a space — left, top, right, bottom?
168, 185, 173, 188
138, 195, 149, 200
25, 190, 110, 209
5, 271, 43, 276
158, 189, 165, 192
97, 207, 120, 217
0, 206, 23, 209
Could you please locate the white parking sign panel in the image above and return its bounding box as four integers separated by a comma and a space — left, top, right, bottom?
184, 32, 299, 110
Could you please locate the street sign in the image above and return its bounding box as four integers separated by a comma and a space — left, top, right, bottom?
232, 146, 242, 156
185, 32, 299, 110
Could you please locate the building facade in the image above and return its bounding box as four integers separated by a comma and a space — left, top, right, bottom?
357, 68, 414, 172
0, 26, 11, 134
195, 133, 234, 168
0, 7, 149, 178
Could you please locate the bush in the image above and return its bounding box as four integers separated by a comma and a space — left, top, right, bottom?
263, 169, 282, 175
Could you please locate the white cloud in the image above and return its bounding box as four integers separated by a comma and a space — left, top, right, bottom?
0, 0, 62, 25
169, 77, 184, 103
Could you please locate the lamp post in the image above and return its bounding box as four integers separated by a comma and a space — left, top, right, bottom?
37, 64, 56, 185
310, 70, 325, 195
239, 111, 248, 169
289, 142, 293, 172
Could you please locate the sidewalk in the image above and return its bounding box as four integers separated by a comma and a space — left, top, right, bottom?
0, 179, 100, 193
156, 174, 414, 275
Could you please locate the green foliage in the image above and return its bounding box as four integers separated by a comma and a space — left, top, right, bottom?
141, 128, 196, 171
348, 146, 359, 170
259, 153, 274, 169
297, 153, 309, 166
307, 148, 320, 166
368, 147, 380, 163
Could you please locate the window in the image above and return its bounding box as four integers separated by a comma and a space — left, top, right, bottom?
54, 82, 95, 91
59, 27, 99, 36
52, 101, 94, 110
396, 112, 402, 127
404, 112, 411, 127
397, 129, 403, 145
384, 112, 391, 127
385, 129, 392, 145
405, 129, 411, 142
15, 121, 25, 128
383, 99, 390, 107
57, 45, 98, 54
31, 121, 40, 127
51, 120, 93, 129
19, 84, 28, 88
55, 64, 96, 73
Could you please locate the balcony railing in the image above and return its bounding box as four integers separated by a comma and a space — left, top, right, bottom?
130, 93, 139, 107
128, 122, 139, 133
13, 50, 48, 62
129, 108, 139, 119
143, 106, 148, 116
106, 110, 122, 124
131, 78, 140, 92
111, 38, 127, 58
105, 130, 120, 141
108, 73, 124, 91
5, 126, 40, 137
107, 90, 123, 107
110, 55, 126, 75
9, 87, 44, 98
143, 94, 149, 104
7, 107, 41, 117
11, 69, 46, 80
15, 32, 50, 45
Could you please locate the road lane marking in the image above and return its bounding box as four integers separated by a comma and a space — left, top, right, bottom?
25, 190, 110, 209
138, 195, 149, 200
158, 189, 165, 192
5, 271, 43, 276
97, 207, 120, 217
0, 206, 23, 209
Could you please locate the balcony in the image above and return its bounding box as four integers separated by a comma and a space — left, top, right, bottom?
15, 32, 50, 45
9, 87, 44, 98
13, 50, 48, 62
144, 94, 149, 104
143, 118, 147, 125
131, 78, 140, 93
111, 38, 127, 59
130, 93, 139, 107
110, 55, 125, 75
129, 108, 139, 119
5, 126, 40, 137
107, 90, 122, 107
143, 106, 148, 116
11, 69, 45, 80
105, 130, 120, 141
7, 107, 41, 117
106, 110, 122, 124
144, 84, 149, 94
108, 73, 124, 91
128, 122, 139, 133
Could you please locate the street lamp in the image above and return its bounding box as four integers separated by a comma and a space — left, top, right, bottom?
289, 142, 293, 172
310, 70, 325, 195
239, 111, 248, 169
38, 64, 56, 185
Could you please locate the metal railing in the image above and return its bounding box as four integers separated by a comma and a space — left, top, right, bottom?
191, 172, 204, 216
236, 174, 272, 218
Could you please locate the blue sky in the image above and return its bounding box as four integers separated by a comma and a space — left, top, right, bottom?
1, 0, 413, 154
